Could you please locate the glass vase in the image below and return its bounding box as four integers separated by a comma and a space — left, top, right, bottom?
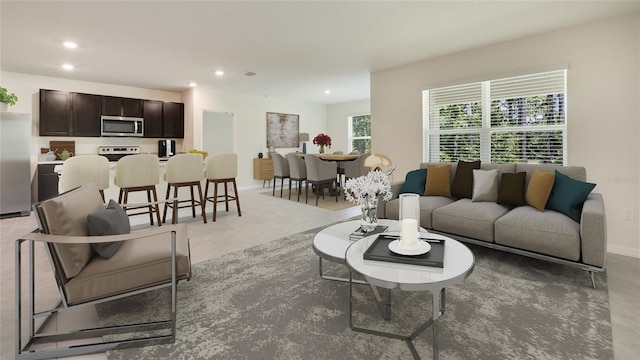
399, 193, 420, 249
360, 197, 378, 232
319, 145, 325, 154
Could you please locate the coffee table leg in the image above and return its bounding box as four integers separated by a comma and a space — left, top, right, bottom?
369, 285, 392, 321
318, 257, 367, 284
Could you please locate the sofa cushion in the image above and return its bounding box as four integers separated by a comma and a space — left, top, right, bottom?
399, 168, 427, 195
495, 206, 580, 261
546, 170, 596, 222
37, 184, 104, 279
64, 223, 191, 305
451, 160, 480, 199
385, 196, 455, 229
87, 200, 130, 259
472, 169, 499, 202
432, 199, 511, 242
525, 170, 555, 211
497, 172, 526, 206
424, 164, 452, 197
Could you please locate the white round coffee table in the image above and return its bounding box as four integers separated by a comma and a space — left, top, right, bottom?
312, 219, 408, 283
345, 233, 474, 360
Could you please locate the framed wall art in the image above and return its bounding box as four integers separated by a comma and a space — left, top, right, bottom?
266, 112, 299, 148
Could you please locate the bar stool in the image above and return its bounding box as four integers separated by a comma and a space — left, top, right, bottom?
61, 155, 110, 201
204, 153, 241, 222
163, 153, 207, 224
114, 154, 162, 226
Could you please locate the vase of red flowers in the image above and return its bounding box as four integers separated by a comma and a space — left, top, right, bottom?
313, 133, 331, 154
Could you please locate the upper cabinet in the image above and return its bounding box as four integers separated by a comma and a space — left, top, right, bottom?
72, 93, 102, 137
143, 100, 163, 138
39, 89, 184, 138
163, 102, 184, 138
102, 96, 143, 117
39, 89, 72, 136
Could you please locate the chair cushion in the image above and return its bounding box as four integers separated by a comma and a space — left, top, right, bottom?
38, 184, 104, 279
546, 170, 596, 222
385, 195, 455, 229
432, 199, 511, 242
400, 168, 427, 195
87, 200, 130, 259
64, 224, 191, 305
495, 206, 580, 261
451, 160, 480, 199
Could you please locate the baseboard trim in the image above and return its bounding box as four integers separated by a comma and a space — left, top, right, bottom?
607, 244, 640, 258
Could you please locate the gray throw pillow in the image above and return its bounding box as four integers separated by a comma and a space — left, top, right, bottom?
87, 199, 130, 259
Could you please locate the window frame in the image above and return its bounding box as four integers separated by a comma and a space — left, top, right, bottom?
423, 69, 567, 165
348, 114, 372, 154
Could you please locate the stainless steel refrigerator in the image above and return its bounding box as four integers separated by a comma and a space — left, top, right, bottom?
1, 111, 31, 217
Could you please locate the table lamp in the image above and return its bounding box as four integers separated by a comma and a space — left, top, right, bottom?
299, 133, 310, 154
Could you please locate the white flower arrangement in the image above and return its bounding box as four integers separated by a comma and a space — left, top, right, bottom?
344, 170, 393, 204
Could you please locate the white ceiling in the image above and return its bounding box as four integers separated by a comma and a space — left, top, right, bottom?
2, 1, 639, 104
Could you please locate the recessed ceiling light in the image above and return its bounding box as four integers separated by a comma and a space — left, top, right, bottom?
324, 90, 331, 94
189, 82, 197, 87
215, 70, 224, 76
63, 41, 78, 49
62, 64, 74, 70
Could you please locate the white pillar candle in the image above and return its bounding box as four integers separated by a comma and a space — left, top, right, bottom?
400, 218, 419, 249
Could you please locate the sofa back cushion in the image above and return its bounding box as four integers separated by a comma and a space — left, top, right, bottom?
516, 164, 586, 183
36, 184, 104, 279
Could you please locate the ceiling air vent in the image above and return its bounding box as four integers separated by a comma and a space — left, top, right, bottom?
242, 71, 257, 77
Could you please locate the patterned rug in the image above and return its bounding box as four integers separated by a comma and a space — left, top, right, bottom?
98, 227, 613, 360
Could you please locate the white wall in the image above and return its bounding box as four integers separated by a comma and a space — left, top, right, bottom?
371, 13, 640, 257
327, 99, 371, 153
188, 87, 327, 188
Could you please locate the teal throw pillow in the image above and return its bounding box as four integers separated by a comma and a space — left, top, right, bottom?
546, 170, 596, 222
400, 169, 427, 195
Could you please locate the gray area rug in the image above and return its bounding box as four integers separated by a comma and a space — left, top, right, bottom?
97, 227, 613, 360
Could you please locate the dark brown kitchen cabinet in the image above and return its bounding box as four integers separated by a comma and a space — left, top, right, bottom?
72, 93, 101, 136
163, 102, 184, 138
39, 89, 72, 136
143, 100, 163, 138
102, 96, 143, 117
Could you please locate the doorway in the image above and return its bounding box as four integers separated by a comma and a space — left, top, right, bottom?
202, 110, 235, 156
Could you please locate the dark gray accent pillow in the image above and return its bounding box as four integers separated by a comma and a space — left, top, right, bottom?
87, 199, 130, 259
451, 160, 480, 199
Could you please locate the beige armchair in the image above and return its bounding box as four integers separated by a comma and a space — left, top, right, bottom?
15, 183, 190, 360
287, 152, 307, 202
305, 154, 338, 205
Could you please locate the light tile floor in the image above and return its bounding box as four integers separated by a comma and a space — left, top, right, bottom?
1, 187, 638, 359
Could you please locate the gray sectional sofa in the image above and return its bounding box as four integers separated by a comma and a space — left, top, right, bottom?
381, 162, 606, 287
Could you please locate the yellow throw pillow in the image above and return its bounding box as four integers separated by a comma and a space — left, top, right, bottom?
525, 170, 555, 211
424, 164, 452, 197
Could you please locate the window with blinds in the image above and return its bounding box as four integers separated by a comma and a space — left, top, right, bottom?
423, 69, 567, 165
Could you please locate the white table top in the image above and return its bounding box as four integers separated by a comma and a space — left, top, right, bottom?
312, 219, 402, 264
345, 232, 475, 292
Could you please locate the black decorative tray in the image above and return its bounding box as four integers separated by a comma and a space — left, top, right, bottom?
363, 234, 445, 268
349, 225, 389, 240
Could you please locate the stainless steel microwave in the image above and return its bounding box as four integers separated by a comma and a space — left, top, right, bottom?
101, 116, 144, 137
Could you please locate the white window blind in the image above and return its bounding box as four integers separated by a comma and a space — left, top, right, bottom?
423, 70, 567, 165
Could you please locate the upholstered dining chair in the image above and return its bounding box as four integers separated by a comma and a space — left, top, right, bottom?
305, 154, 338, 206
114, 154, 162, 226
204, 153, 241, 222
287, 152, 307, 202
271, 152, 290, 198
343, 153, 370, 181
15, 183, 191, 360
163, 153, 207, 224
61, 155, 110, 201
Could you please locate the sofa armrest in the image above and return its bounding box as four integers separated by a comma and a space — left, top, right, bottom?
580, 193, 607, 268
377, 181, 404, 219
